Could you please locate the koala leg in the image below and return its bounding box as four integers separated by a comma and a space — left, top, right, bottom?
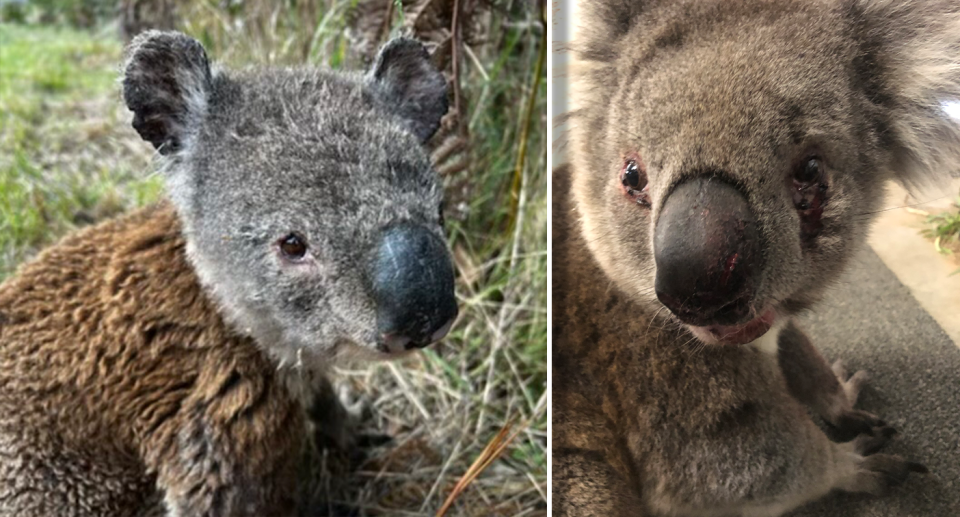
832, 431, 928, 496
552, 448, 644, 517
751, 428, 925, 516
776, 320, 883, 439
297, 376, 392, 516
648, 402, 922, 517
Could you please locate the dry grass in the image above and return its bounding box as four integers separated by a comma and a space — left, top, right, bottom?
0, 1, 546, 515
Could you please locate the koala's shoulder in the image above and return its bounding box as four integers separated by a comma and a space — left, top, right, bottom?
553, 165, 648, 415
0, 203, 299, 454
553, 165, 644, 376
1, 202, 210, 328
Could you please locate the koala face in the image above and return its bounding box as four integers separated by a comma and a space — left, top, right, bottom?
570, 1, 960, 345
123, 32, 457, 364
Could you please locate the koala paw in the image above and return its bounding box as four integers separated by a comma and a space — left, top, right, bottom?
828, 360, 886, 439
833, 408, 887, 440
851, 425, 897, 455
851, 453, 928, 495
308, 380, 391, 464
832, 360, 870, 405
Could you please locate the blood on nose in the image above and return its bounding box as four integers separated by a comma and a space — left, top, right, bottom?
653, 177, 760, 326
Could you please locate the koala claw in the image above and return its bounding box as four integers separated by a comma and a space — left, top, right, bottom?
336, 383, 369, 421
833, 408, 887, 440
348, 433, 393, 465
852, 425, 897, 456
356, 432, 393, 448
852, 454, 929, 495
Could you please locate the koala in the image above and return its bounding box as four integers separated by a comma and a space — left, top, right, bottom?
553, 1, 960, 516
0, 31, 457, 516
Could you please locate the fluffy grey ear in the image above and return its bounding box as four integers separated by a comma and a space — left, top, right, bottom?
122, 30, 213, 155
848, 0, 960, 186
366, 38, 448, 143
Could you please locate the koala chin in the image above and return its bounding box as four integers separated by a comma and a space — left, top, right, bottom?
0, 32, 456, 516
553, 1, 960, 516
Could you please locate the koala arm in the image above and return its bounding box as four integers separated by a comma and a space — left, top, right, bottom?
552, 382, 645, 517
776, 320, 883, 439
553, 448, 645, 517
142, 363, 304, 517
554, 364, 922, 517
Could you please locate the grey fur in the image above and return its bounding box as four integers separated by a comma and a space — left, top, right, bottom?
554, 1, 958, 516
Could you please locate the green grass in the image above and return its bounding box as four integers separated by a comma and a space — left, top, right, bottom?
0, 22, 161, 278
0, 2, 546, 515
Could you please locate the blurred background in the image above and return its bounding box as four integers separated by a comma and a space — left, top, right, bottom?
0, 0, 546, 515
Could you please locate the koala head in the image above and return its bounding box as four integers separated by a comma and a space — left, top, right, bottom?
122, 31, 457, 365
569, 0, 960, 345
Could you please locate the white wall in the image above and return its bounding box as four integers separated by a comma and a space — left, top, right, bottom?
552, 0, 574, 162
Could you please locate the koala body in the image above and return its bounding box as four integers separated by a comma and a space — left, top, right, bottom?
0, 32, 456, 516
553, 1, 960, 516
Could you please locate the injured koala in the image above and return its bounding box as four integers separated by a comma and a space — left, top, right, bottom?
0, 31, 456, 516
552, 1, 959, 516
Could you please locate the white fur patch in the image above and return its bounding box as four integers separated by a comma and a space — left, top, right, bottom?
749, 318, 787, 357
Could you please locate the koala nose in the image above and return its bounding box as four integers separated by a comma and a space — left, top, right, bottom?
653, 177, 761, 326
371, 223, 458, 352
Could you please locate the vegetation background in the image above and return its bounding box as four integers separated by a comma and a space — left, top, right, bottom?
0, 0, 546, 515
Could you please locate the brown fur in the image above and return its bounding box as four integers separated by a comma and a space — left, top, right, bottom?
0, 203, 306, 516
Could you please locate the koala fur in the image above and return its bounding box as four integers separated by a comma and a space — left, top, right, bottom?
0, 32, 453, 516
553, 1, 960, 516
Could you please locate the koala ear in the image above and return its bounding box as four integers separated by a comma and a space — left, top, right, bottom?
577, 0, 647, 62
366, 38, 448, 143
849, 1, 960, 187
122, 30, 213, 155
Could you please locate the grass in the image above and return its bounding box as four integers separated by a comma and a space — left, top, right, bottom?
0, 22, 161, 278
0, 1, 546, 515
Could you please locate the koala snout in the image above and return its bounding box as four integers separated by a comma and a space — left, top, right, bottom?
371, 224, 458, 352
653, 177, 761, 326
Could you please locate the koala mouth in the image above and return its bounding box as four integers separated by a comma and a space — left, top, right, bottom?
377, 318, 455, 354
688, 308, 777, 346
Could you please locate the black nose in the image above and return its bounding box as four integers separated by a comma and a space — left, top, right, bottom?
371, 223, 458, 351
653, 177, 761, 326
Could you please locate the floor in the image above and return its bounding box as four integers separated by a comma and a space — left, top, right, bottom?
867, 181, 960, 346
788, 246, 960, 516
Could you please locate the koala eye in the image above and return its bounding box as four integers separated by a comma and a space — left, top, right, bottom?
791, 156, 828, 242
622, 161, 643, 188
278, 233, 308, 260
620, 158, 651, 207
795, 157, 823, 184
438, 201, 445, 227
